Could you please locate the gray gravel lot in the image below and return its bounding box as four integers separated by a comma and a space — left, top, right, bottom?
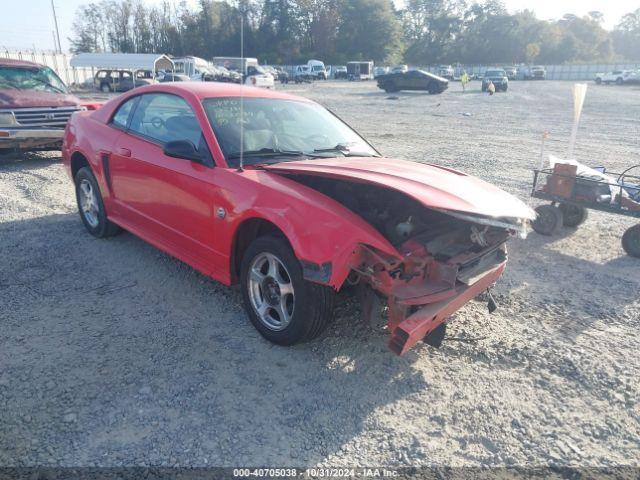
1, 80, 639, 468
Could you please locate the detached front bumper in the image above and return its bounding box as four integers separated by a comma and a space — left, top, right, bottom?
387, 262, 505, 355
353, 240, 509, 356
0, 127, 64, 149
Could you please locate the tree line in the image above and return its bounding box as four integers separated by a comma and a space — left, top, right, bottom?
69, 0, 640, 65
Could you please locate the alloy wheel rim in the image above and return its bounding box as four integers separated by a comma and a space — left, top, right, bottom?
248, 252, 295, 331
79, 179, 99, 228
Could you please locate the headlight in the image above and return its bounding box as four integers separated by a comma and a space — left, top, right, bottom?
0, 112, 17, 126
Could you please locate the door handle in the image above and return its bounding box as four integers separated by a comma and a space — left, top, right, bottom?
117, 147, 131, 157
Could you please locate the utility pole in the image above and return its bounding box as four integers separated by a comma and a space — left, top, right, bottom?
51, 0, 62, 53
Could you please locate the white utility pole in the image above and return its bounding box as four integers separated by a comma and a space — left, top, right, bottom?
51, 0, 62, 53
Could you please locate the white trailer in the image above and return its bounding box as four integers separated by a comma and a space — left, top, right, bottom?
347, 61, 374, 80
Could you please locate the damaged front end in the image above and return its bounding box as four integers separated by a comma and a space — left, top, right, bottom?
286, 175, 528, 355
347, 224, 509, 355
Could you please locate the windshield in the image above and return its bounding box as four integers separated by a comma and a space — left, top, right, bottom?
485, 70, 505, 77
203, 97, 379, 167
0, 66, 67, 93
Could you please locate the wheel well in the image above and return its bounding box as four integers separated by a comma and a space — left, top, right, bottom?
70, 151, 90, 179
230, 218, 290, 284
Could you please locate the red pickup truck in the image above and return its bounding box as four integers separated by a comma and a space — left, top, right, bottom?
0, 58, 97, 152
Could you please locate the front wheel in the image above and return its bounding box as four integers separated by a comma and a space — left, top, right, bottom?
74, 167, 121, 238
616, 77, 624, 85
622, 225, 640, 258
240, 235, 334, 346
383, 83, 399, 93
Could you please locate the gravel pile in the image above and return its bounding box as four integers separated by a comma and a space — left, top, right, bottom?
1, 80, 638, 468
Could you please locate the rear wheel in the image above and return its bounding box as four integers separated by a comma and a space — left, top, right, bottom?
240, 235, 334, 346
74, 167, 121, 238
595, 77, 602, 84
559, 203, 588, 227
616, 77, 624, 85
532, 205, 563, 235
622, 225, 640, 258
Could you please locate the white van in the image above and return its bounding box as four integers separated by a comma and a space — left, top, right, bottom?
172, 56, 214, 81
307, 60, 327, 80
213, 57, 275, 89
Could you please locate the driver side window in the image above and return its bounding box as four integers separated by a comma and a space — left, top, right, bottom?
128, 93, 202, 147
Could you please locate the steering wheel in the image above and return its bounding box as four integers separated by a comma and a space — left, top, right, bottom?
151, 116, 164, 129
617, 165, 640, 185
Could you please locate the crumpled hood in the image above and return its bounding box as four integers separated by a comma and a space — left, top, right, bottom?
0, 89, 81, 109
263, 157, 535, 221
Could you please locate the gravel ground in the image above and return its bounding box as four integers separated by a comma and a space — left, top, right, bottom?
0, 80, 639, 469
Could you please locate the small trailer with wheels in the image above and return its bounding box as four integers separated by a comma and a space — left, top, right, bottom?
530, 163, 640, 257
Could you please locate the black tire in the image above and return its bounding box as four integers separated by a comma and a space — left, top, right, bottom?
240, 235, 334, 346
74, 167, 121, 238
100, 83, 111, 93
622, 224, 640, 258
559, 203, 588, 227
481, 85, 487, 92
423, 323, 446, 348
595, 78, 602, 85
616, 77, 623, 85
532, 204, 563, 235
502, 84, 508, 92
383, 82, 399, 93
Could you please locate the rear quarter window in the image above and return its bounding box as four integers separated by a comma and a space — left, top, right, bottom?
111, 97, 139, 129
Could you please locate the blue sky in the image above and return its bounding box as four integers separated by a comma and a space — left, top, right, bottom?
0, 0, 634, 53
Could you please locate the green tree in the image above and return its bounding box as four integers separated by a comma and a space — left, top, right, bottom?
335, 0, 403, 63
612, 8, 640, 60
525, 42, 540, 63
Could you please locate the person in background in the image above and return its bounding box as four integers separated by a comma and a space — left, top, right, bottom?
461, 71, 470, 92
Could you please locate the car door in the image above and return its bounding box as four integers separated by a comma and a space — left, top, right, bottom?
107, 92, 224, 276
403, 71, 423, 90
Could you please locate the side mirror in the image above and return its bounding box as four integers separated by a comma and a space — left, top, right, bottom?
163, 140, 202, 163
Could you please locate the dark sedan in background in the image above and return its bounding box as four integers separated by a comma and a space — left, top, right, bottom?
376, 70, 448, 94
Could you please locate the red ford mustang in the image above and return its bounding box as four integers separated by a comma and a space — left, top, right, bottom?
62, 83, 534, 355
